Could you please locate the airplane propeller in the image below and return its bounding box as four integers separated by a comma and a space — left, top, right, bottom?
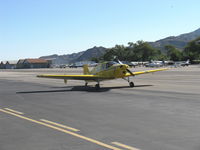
126, 68, 134, 76
116, 59, 134, 76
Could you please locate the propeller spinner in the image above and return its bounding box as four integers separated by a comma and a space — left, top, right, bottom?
116, 59, 134, 76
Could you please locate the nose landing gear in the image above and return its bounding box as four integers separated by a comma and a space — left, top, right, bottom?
129, 81, 135, 87
123, 77, 135, 87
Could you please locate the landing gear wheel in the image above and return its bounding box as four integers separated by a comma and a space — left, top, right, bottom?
95, 84, 100, 90
129, 82, 134, 87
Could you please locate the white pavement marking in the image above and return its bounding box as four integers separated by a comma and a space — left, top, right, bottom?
112, 142, 140, 150
40, 119, 80, 132
4, 108, 24, 115
0, 109, 122, 150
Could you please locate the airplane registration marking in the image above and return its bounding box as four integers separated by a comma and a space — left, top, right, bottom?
0, 109, 122, 150
112, 142, 140, 150
4, 108, 24, 115
40, 119, 79, 132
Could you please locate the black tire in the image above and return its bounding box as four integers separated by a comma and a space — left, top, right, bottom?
95, 84, 100, 90
129, 82, 134, 87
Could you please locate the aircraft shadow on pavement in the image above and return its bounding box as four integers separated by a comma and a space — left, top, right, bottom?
16, 85, 153, 94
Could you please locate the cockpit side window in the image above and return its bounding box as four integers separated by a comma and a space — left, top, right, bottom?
101, 64, 106, 70
106, 61, 117, 69
91, 61, 118, 73
106, 63, 109, 69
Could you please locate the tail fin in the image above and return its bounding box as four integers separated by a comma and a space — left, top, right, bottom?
83, 64, 90, 75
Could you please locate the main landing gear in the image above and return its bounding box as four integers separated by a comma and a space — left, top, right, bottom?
129, 81, 134, 87
85, 81, 100, 90
123, 77, 135, 87
95, 80, 100, 90
95, 83, 100, 90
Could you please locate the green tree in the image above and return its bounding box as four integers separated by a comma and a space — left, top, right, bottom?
102, 44, 129, 61
91, 57, 100, 63
158, 54, 169, 61
165, 45, 182, 61
183, 37, 200, 60
132, 41, 161, 61
101, 41, 163, 62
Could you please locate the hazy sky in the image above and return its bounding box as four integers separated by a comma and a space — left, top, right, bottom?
0, 0, 200, 60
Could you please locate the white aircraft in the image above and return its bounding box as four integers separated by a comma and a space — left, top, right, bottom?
174, 59, 190, 67
145, 60, 164, 67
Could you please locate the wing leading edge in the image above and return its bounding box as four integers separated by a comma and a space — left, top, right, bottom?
37, 74, 110, 81
125, 68, 168, 77
37, 68, 168, 81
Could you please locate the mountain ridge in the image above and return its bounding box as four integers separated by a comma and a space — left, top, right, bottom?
40, 46, 106, 64
149, 28, 200, 53
40, 28, 200, 64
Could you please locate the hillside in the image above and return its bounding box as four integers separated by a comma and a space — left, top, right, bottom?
149, 28, 200, 53
40, 28, 200, 64
40, 46, 106, 64
75, 46, 106, 62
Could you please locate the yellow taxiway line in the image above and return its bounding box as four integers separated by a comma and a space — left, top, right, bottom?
4, 108, 24, 115
112, 142, 140, 150
40, 119, 80, 132
0, 108, 122, 150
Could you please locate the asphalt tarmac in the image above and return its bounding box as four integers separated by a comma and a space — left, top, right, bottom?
0, 66, 200, 150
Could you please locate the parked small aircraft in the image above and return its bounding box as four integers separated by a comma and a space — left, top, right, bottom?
145, 60, 164, 67
37, 60, 168, 89
174, 59, 190, 67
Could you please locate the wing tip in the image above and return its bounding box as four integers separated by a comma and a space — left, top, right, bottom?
37, 75, 44, 78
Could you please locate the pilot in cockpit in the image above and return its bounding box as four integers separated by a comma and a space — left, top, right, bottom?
106, 62, 112, 69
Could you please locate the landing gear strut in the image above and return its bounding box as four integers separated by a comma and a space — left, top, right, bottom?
94, 80, 100, 90
95, 83, 100, 90
123, 77, 135, 87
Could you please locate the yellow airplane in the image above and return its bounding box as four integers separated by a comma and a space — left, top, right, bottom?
37, 61, 168, 89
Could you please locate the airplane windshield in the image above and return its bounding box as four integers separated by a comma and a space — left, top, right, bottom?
109, 61, 118, 65
106, 61, 118, 69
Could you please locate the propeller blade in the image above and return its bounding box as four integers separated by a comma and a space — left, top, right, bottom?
116, 58, 134, 76
117, 59, 123, 65
126, 68, 134, 76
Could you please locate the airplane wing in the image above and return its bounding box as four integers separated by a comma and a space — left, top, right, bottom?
37, 74, 110, 81
125, 68, 168, 77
